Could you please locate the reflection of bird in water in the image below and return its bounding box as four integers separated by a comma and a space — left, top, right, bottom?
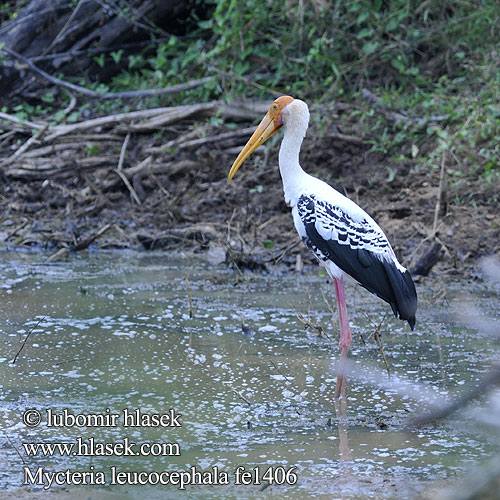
335, 398, 352, 461
229, 96, 417, 398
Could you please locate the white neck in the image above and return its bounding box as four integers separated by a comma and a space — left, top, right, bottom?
278, 100, 310, 206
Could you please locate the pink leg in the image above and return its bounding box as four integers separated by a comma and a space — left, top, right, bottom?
333, 276, 352, 399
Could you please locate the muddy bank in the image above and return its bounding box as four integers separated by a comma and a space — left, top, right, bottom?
0, 101, 498, 273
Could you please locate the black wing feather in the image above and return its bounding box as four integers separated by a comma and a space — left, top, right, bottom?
298, 194, 417, 330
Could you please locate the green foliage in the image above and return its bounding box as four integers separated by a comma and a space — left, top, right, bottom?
185, 0, 498, 187
358, 58, 500, 182
3, 0, 498, 189
0, 0, 29, 23
110, 49, 124, 65
203, 0, 498, 99
41, 91, 55, 104
85, 142, 100, 156
12, 102, 47, 122
94, 53, 106, 68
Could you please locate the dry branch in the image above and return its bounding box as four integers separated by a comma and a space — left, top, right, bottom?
0, 93, 77, 169
7, 47, 213, 99
7, 156, 113, 179
361, 88, 413, 125
2, 99, 267, 181
47, 223, 112, 262
296, 311, 328, 338
114, 169, 142, 205
137, 224, 219, 249
42, 101, 268, 141
5, 47, 215, 100
374, 329, 391, 375
0, 111, 46, 131
146, 126, 212, 155
411, 365, 500, 426
328, 131, 366, 145
44, 107, 183, 140
126, 103, 218, 131
124, 160, 200, 181
433, 149, 448, 235
176, 126, 257, 150
21, 143, 85, 158
12, 318, 43, 365
223, 382, 252, 406
103, 159, 201, 190
185, 272, 193, 319
117, 132, 130, 171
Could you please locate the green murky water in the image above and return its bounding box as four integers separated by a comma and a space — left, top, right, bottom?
0, 250, 499, 499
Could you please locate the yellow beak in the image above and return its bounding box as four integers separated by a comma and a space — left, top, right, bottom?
228, 111, 281, 180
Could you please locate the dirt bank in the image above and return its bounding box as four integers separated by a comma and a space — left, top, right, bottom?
0, 101, 498, 275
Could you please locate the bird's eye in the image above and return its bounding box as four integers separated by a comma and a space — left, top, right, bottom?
272, 104, 278, 109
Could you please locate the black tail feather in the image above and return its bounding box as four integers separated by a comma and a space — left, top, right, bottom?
383, 263, 417, 330
303, 221, 418, 329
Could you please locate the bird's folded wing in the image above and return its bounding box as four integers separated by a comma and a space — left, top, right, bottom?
297, 194, 417, 329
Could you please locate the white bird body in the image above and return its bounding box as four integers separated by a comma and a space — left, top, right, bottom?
280, 100, 408, 279
228, 95, 417, 397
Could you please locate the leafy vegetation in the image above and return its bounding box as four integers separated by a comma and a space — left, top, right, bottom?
190, 0, 498, 186
2, 0, 499, 186
0, 0, 29, 23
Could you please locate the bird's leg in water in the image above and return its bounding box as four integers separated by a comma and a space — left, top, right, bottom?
333, 276, 352, 399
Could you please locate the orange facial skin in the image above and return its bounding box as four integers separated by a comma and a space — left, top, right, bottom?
228, 96, 294, 180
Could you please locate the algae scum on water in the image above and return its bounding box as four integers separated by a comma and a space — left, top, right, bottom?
0, 250, 499, 499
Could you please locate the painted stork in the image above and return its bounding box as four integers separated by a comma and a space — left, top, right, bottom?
228, 96, 417, 398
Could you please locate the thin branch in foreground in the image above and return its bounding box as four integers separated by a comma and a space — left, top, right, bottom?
223, 382, 252, 406
114, 169, 142, 205
12, 318, 43, 365
44, 103, 215, 141
296, 311, 328, 338
424, 453, 500, 500
269, 360, 293, 384
116, 131, 130, 171
373, 318, 391, 376
273, 240, 301, 265
0, 111, 46, 131
321, 288, 337, 337
410, 365, 500, 427
1, 429, 26, 464
268, 360, 301, 416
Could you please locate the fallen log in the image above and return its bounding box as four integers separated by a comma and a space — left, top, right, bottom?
0, 0, 202, 96
412, 241, 443, 276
